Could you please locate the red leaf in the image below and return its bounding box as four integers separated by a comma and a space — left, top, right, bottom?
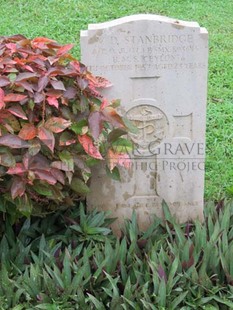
88, 111, 103, 140
44, 117, 71, 133
77, 77, 89, 90
31, 37, 56, 49
47, 96, 59, 109
64, 86, 77, 99
6, 43, 17, 53
18, 38, 31, 46
51, 161, 73, 172
34, 92, 45, 103
0, 76, 10, 87
70, 61, 81, 72
94, 76, 112, 88
15, 72, 38, 82
34, 170, 57, 185
38, 127, 55, 152
15, 81, 34, 93
158, 265, 167, 282
50, 168, 65, 184
100, 98, 110, 110
45, 89, 62, 98
0, 57, 16, 66
107, 149, 131, 171
32, 37, 56, 43
0, 134, 29, 148
8, 34, 26, 41
7, 105, 28, 120
57, 44, 74, 56
102, 107, 125, 128
78, 134, 103, 160
22, 152, 30, 170
11, 177, 26, 199
38, 75, 49, 92
18, 124, 37, 140
4, 93, 27, 102
87, 82, 101, 97
47, 56, 59, 65
47, 67, 67, 76
7, 163, 26, 175
0, 88, 5, 109
28, 154, 50, 171
50, 80, 66, 91
23, 65, 34, 72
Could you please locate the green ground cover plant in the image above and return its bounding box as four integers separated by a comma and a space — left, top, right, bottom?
0, 0, 231, 201
0, 199, 233, 309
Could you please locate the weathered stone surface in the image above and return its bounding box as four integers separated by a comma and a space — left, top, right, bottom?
81, 14, 208, 235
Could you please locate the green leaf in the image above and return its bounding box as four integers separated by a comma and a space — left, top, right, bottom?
86, 226, 111, 235
12, 305, 25, 310
111, 138, 133, 153
106, 165, 121, 181
227, 186, 233, 196
167, 256, 179, 294
171, 291, 189, 310
59, 150, 74, 171
70, 177, 90, 195
87, 211, 106, 227
45, 264, 64, 289
63, 248, 72, 287
8, 72, 17, 82
59, 131, 76, 146
158, 278, 166, 307
162, 200, 174, 223
87, 293, 105, 309
104, 271, 120, 298
107, 128, 128, 143
28, 139, 41, 156
212, 296, 233, 307
70, 119, 88, 134
16, 194, 32, 217
122, 116, 139, 134
86, 157, 101, 167
33, 182, 53, 196
35, 304, 57, 310
111, 99, 121, 108
0, 150, 15, 167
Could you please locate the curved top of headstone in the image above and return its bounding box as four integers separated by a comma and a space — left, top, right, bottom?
82, 14, 206, 33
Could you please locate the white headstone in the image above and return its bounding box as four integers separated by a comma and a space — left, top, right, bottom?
81, 14, 208, 235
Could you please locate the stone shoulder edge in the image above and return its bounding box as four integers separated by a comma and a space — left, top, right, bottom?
80, 14, 208, 36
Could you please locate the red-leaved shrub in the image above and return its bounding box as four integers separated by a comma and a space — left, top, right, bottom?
0, 35, 131, 217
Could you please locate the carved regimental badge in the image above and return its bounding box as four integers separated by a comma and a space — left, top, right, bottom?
126, 104, 169, 156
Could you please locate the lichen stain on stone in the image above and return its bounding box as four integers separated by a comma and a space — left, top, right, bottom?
123, 191, 131, 201
150, 172, 157, 190
172, 21, 185, 30
88, 30, 103, 44
126, 167, 133, 179
142, 163, 147, 173
105, 181, 116, 196
150, 177, 156, 191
